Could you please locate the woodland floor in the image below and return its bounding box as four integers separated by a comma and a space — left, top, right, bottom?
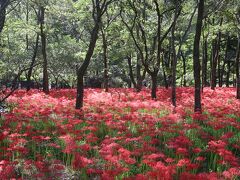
0, 87, 240, 179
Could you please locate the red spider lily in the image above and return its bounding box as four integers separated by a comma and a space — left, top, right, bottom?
195, 156, 206, 161
59, 134, 77, 154
72, 154, 93, 169
192, 147, 202, 154
0, 161, 15, 179
176, 147, 189, 156
177, 158, 190, 167
1, 88, 239, 179
207, 140, 226, 152
222, 168, 240, 179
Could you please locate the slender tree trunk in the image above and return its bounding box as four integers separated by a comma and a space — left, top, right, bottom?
101, 28, 109, 92
40, 6, 49, 94
162, 53, 169, 89
136, 28, 143, 92
0, 0, 9, 33
211, 19, 223, 89
127, 56, 137, 88
226, 61, 231, 87
221, 35, 229, 87
26, 0, 29, 50
171, 5, 179, 107
76, 21, 100, 109
193, 0, 204, 112
181, 52, 187, 87
211, 39, 217, 89
217, 18, 223, 87
202, 39, 208, 88
151, 73, 157, 99
236, 35, 240, 99
27, 34, 39, 91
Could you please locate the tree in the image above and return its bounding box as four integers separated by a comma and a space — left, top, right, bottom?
121, 0, 179, 99
39, 6, 49, 94
193, 0, 204, 112
236, 34, 240, 99
0, 0, 9, 33
75, 0, 114, 109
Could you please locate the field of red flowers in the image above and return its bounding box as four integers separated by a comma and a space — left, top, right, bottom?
0, 87, 240, 179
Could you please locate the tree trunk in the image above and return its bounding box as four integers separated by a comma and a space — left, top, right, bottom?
221, 35, 230, 87
202, 39, 208, 88
171, 5, 179, 107
26, 0, 29, 50
211, 39, 217, 89
226, 61, 231, 87
217, 18, 223, 87
76, 21, 100, 109
182, 55, 187, 87
162, 53, 169, 89
101, 28, 109, 92
0, 0, 9, 33
127, 56, 137, 89
27, 34, 39, 91
151, 73, 157, 99
136, 27, 143, 92
193, 0, 204, 112
40, 6, 49, 94
236, 35, 240, 99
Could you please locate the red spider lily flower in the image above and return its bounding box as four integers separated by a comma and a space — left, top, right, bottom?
208, 140, 226, 152
0, 161, 15, 179
222, 168, 240, 179
192, 147, 202, 154
165, 158, 174, 163
104, 155, 120, 167
176, 148, 188, 156
143, 153, 165, 161
87, 168, 103, 175
134, 174, 148, 180
59, 134, 77, 154
73, 154, 93, 169
47, 143, 61, 149
150, 162, 176, 180
191, 112, 207, 121
79, 144, 91, 151
195, 156, 206, 161
177, 158, 190, 167
186, 163, 199, 171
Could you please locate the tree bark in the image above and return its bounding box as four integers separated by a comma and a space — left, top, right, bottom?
76, 21, 100, 109
27, 34, 39, 91
202, 39, 208, 88
0, 0, 9, 33
211, 39, 217, 89
211, 18, 222, 89
226, 61, 231, 87
193, 0, 204, 112
151, 73, 157, 99
127, 56, 137, 89
171, 4, 179, 107
221, 35, 230, 87
136, 56, 142, 92
101, 28, 109, 92
181, 52, 187, 87
40, 6, 49, 94
236, 35, 240, 99
217, 18, 223, 87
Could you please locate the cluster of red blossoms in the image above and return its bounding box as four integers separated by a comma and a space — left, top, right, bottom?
0, 87, 239, 179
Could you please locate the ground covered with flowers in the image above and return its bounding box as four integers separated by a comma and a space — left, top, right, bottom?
0, 87, 240, 179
